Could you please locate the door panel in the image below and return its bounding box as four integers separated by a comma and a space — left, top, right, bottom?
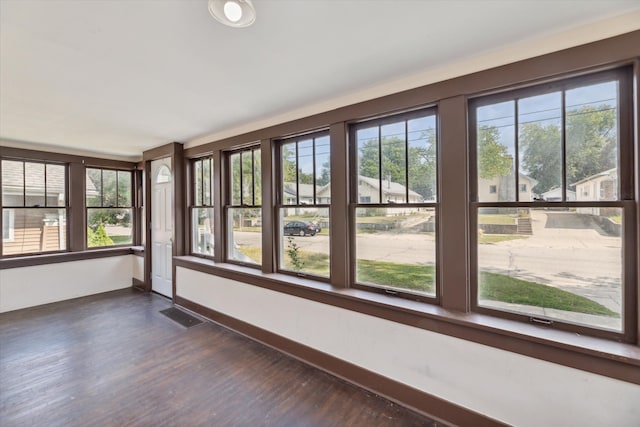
151, 158, 173, 298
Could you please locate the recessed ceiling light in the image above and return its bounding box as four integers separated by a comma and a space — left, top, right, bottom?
208, 0, 256, 28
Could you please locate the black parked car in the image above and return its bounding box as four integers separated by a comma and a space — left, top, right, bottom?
284, 221, 317, 236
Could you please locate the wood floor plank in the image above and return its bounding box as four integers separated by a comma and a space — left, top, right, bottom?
0, 289, 440, 427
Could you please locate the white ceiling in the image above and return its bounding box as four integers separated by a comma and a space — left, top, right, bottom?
1, 0, 639, 161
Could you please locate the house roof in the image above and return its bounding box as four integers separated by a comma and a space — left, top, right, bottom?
283, 182, 317, 199
571, 168, 617, 186
358, 175, 423, 199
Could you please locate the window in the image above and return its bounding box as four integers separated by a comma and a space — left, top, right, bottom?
227, 146, 262, 265
470, 68, 633, 338
1, 159, 67, 255
489, 185, 497, 194
191, 157, 214, 256
350, 109, 437, 299
277, 132, 330, 278
86, 168, 133, 247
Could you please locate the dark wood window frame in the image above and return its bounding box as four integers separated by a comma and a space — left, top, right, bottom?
189, 156, 215, 259
224, 145, 263, 268
180, 32, 640, 384
0, 146, 139, 268
0, 158, 69, 257
275, 130, 331, 280
85, 167, 135, 249
348, 108, 439, 304
468, 67, 637, 343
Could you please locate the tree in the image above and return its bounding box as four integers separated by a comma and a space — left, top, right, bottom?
519, 123, 561, 193
358, 132, 437, 200
520, 105, 616, 194
87, 223, 114, 247
478, 125, 512, 180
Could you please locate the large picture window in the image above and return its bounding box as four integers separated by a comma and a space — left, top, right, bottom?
191, 157, 214, 257
277, 132, 330, 278
470, 68, 633, 338
1, 159, 68, 256
227, 147, 262, 265
350, 109, 438, 299
86, 168, 133, 247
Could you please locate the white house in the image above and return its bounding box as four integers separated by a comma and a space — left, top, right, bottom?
574, 167, 617, 215
541, 187, 577, 201
478, 173, 538, 202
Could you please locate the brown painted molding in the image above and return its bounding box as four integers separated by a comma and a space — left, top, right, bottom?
132, 277, 146, 291
0, 145, 137, 169
175, 295, 506, 427
174, 257, 640, 385
0, 248, 134, 269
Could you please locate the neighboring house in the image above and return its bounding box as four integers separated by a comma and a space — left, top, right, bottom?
573, 167, 617, 215
478, 172, 538, 202
1, 162, 98, 255
315, 175, 423, 206
541, 187, 576, 201
283, 182, 317, 204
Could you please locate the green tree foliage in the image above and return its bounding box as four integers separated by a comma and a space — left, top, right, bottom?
478, 125, 512, 180
87, 223, 114, 247
231, 150, 262, 206
520, 105, 616, 193
358, 132, 437, 200
519, 123, 562, 193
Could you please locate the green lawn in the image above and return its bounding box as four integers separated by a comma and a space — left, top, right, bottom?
110, 235, 133, 245
241, 247, 617, 317
478, 214, 517, 225
479, 272, 618, 317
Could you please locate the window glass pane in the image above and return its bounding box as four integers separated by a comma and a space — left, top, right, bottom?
87, 208, 132, 247
203, 159, 212, 206
408, 115, 436, 202
477, 101, 516, 202
194, 160, 203, 206
25, 162, 45, 207
357, 126, 380, 203
230, 153, 241, 205
477, 207, 622, 331
518, 92, 561, 201
192, 207, 214, 256
315, 135, 331, 197
1, 208, 67, 255
102, 170, 117, 207
254, 149, 262, 206
241, 151, 254, 205
282, 142, 297, 205
3, 209, 14, 241
2, 160, 24, 206
567, 81, 618, 201
279, 207, 329, 277
355, 206, 436, 296
86, 168, 102, 207
46, 164, 66, 207
297, 138, 314, 186
227, 207, 261, 265
381, 121, 406, 203
117, 171, 132, 207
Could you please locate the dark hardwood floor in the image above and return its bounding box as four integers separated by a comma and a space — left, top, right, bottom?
0, 289, 440, 426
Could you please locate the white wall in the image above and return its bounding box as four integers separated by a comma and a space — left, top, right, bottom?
132, 254, 144, 282
0, 255, 134, 313
176, 267, 640, 427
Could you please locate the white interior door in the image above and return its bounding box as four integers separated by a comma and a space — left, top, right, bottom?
151, 158, 173, 298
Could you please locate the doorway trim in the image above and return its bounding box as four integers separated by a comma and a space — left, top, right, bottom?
142, 142, 185, 300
